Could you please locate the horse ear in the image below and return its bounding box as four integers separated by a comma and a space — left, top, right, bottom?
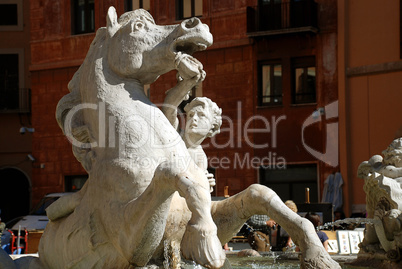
107, 6, 119, 38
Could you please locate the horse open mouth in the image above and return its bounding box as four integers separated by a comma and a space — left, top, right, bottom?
168, 23, 212, 78
173, 41, 208, 56
168, 36, 211, 66
169, 24, 212, 57
170, 38, 211, 79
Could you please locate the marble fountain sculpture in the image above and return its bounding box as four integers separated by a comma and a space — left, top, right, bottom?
0, 7, 340, 269
357, 138, 402, 266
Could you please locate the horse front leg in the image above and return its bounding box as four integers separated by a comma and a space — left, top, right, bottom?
211, 184, 341, 269
124, 161, 225, 269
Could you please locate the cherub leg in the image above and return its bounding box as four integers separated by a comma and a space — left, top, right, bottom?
211, 184, 341, 269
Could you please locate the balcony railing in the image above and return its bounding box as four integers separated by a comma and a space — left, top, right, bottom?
0, 88, 31, 113
247, 0, 318, 36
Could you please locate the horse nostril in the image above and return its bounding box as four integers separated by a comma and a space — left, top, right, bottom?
183, 18, 200, 29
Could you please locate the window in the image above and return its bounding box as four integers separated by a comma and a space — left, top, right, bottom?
125, 0, 150, 11
72, 0, 95, 35
259, 163, 318, 203
292, 57, 316, 104
177, 0, 203, 20
0, 0, 23, 31
259, 0, 283, 31
0, 49, 29, 112
259, 62, 282, 106
256, 0, 317, 32
65, 175, 88, 192
0, 4, 17, 25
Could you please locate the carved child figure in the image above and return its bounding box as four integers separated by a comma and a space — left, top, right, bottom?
182, 97, 222, 192
357, 138, 402, 260
358, 138, 402, 183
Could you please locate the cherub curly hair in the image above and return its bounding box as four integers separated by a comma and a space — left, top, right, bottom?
184, 97, 222, 137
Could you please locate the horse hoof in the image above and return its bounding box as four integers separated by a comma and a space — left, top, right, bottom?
181, 223, 225, 269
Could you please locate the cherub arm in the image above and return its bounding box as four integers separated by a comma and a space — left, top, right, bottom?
162, 78, 194, 129
379, 165, 402, 178
162, 53, 205, 128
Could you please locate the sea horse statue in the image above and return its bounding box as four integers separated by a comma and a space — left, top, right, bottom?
0, 7, 339, 269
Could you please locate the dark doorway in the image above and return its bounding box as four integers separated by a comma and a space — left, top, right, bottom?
0, 168, 30, 223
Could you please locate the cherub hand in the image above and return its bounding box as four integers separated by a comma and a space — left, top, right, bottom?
183, 90, 191, 101
175, 52, 205, 82
205, 171, 215, 193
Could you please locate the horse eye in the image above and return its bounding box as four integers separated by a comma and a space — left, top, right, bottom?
133, 21, 144, 31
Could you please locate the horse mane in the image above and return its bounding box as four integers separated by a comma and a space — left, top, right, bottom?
55, 28, 108, 172
117, 9, 154, 26
55, 9, 155, 172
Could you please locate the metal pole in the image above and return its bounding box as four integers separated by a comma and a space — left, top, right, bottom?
305, 187, 310, 204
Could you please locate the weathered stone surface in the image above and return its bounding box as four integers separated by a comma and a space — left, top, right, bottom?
237, 249, 261, 257
0, 7, 339, 269
357, 138, 402, 265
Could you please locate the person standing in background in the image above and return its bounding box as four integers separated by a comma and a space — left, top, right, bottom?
305, 212, 329, 251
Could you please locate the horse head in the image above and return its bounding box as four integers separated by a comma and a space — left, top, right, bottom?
106, 7, 213, 84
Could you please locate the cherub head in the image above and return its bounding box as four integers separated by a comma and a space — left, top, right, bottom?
382, 138, 402, 167
183, 97, 222, 145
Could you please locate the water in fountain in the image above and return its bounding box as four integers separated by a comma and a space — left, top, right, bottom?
225, 255, 299, 269
163, 219, 374, 269
317, 218, 379, 231
163, 239, 181, 269
178, 253, 301, 269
